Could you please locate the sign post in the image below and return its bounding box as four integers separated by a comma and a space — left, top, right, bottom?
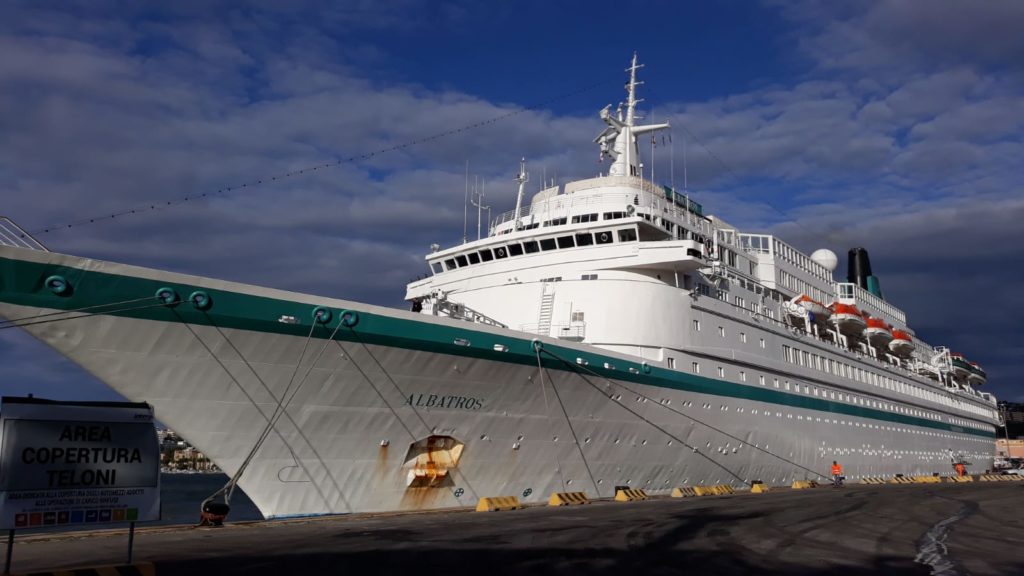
0, 397, 160, 572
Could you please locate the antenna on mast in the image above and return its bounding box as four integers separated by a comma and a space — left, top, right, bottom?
625, 52, 644, 127
512, 158, 529, 232
471, 179, 489, 240
463, 161, 469, 244
596, 53, 669, 178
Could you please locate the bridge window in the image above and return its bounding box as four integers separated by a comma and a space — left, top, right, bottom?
455, 255, 468, 267
444, 258, 456, 271
467, 252, 480, 265
575, 233, 594, 246
540, 238, 557, 251
523, 241, 539, 253
543, 217, 567, 227
603, 211, 626, 220
507, 243, 524, 256
431, 262, 443, 274
557, 236, 575, 249
478, 249, 494, 262
595, 231, 614, 244
571, 213, 599, 223
618, 228, 637, 242
494, 246, 508, 259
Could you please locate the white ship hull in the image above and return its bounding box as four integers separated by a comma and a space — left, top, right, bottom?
0, 246, 997, 518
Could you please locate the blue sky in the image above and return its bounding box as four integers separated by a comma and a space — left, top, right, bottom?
1, 0, 1022, 404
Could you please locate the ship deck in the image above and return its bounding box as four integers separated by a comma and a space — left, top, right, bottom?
8, 482, 1024, 575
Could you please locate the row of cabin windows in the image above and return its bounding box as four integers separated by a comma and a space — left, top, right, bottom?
779, 343, 963, 423
539, 211, 628, 227
541, 211, 629, 226
432, 227, 639, 273
782, 340, 991, 422
688, 359, 929, 419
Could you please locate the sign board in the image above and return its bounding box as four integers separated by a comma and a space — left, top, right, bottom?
0, 397, 160, 529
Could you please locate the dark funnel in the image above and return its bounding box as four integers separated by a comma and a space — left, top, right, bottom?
847, 247, 883, 298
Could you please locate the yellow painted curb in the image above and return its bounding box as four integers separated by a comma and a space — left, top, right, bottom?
476, 495, 522, 511
791, 480, 816, 490
614, 488, 648, 502
751, 483, 770, 494
548, 491, 589, 506
671, 486, 697, 498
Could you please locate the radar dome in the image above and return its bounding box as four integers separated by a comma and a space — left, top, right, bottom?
810, 249, 838, 272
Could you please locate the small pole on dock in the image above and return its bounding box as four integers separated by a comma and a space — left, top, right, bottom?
127, 522, 135, 564
4, 529, 13, 575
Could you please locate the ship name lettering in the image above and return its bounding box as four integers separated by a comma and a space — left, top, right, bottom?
406, 393, 483, 411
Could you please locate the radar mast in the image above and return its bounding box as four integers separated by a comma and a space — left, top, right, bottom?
595, 53, 670, 177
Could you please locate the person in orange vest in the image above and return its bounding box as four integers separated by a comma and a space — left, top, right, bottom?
831, 461, 844, 486
954, 462, 966, 477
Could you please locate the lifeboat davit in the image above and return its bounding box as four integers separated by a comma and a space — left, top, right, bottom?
888, 329, 914, 357
793, 294, 831, 320
863, 317, 893, 346
829, 303, 866, 337
967, 361, 987, 386
950, 353, 972, 380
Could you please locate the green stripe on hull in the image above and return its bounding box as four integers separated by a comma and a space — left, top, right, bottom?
0, 255, 996, 439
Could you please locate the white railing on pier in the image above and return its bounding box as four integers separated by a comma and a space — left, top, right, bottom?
0, 217, 48, 252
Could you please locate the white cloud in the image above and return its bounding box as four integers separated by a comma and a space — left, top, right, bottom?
1, 1, 1021, 402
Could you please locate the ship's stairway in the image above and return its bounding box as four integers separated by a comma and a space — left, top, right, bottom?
536, 285, 555, 337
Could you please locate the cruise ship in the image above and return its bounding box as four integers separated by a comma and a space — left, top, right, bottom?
0, 55, 998, 519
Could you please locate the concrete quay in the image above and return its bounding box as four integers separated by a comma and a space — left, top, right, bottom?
7, 483, 1024, 575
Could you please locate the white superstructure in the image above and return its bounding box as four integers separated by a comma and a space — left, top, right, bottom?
0, 56, 998, 520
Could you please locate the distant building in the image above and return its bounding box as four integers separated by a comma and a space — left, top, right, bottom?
998, 402, 1024, 438
997, 439, 1024, 459
158, 428, 219, 472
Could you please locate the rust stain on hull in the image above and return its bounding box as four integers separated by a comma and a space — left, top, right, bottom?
400, 483, 453, 510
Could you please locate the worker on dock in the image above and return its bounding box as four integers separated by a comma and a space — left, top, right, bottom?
831, 461, 844, 487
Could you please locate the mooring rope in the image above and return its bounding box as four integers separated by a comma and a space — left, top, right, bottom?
539, 345, 830, 485
535, 347, 601, 495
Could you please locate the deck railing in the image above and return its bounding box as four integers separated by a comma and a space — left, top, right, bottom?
0, 217, 48, 251
490, 176, 711, 237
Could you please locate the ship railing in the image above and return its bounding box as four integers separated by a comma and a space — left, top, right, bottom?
0, 216, 48, 252
519, 323, 585, 341
490, 180, 713, 237
834, 282, 907, 325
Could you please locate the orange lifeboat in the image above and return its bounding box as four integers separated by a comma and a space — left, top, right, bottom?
888, 329, 914, 357
863, 317, 893, 346
793, 294, 831, 320
829, 303, 866, 337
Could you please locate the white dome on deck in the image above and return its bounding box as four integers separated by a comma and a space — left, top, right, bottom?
811, 249, 838, 272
